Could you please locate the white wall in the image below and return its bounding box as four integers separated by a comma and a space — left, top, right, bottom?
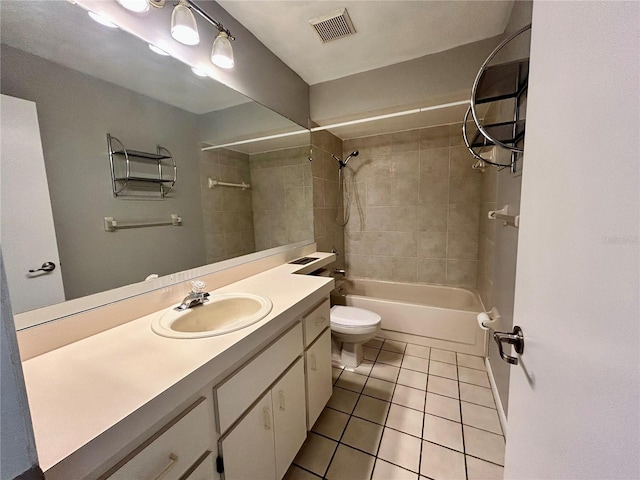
505, 1, 639, 478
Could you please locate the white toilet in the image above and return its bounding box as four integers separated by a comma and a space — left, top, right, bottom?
330, 305, 382, 368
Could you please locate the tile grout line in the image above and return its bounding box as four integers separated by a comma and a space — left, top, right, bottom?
456, 357, 469, 480
418, 350, 431, 479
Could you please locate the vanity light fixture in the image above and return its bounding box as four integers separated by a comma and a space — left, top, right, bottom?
191, 66, 208, 77
171, 0, 200, 45
148, 44, 170, 56
168, 0, 235, 68
115, 0, 150, 14
211, 31, 234, 69
87, 11, 119, 28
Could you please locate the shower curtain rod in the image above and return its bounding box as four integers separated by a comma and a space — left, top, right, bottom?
200, 99, 470, 151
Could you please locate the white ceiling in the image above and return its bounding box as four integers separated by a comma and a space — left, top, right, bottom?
217, 0, 515, 85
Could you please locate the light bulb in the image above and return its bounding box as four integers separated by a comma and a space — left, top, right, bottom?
88, 11, 118, 29
171, 2, 199, 45
211, 31, 234, 69
191, 66, 208, 77
115, 0, 150, 13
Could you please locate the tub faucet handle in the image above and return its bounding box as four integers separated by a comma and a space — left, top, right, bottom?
334, 269, 346, 276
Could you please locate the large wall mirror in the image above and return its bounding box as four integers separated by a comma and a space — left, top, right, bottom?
0, 0, 313, 326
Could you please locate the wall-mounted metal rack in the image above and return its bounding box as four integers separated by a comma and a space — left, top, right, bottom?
107, 134, 177, 198
463, 24, 531, 172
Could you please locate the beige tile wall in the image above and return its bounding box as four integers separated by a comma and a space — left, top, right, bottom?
200, 148, 255, 263
250, 146, 314, 250
343, 125, 483, 288
311, 130, 345, 269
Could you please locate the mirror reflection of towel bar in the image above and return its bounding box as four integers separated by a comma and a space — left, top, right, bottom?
104, 214, 182, 232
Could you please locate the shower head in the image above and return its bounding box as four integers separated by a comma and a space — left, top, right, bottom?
343, 150, 359, 166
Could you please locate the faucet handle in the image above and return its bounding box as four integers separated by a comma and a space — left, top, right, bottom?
191, 280, 206, 293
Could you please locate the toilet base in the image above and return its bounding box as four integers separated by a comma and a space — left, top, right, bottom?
331, 335, 364, 368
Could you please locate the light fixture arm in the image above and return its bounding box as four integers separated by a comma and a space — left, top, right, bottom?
182, 0, 234, 40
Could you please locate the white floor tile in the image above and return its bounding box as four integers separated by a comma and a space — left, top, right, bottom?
341, 416, 384, 455
372, 459, 419, 480
378, 428, 422, 473
398, 368, 428, 390
459, 382, 495, 409
327, 387, 359, 414
311, 408, 349, 441
284, 465, 321, 480
392, 384, 426, 411
429, 360, 458, 380
365, 338, 384, 349
335, 370, 368, 393
293, 432, 337, 476
349, 360, 374, 376
371, 362, 401, 382
364, 346, 381, 361
404, 344, 431, 359
430, 349, 457, 365
424, 392, 461, 422
363, 377, 396, 402
386, 403, 424, 437
423, 413, 464, 452
353, 395, 390, 425
458, 366, 490, 387
332, 367, 342, 384
420, 441, 466, 480
466, 455, 504, 480
461, 401, 502, 434
427, 375, 459, 399
456, 353, 486, 371
377, 350, 404, 367
381, 339, 407, 354
464, 426, 506, 466
325, 444, 375, 480
401, 355, 429, 373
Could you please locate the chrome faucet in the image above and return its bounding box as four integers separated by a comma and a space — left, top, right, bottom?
175, 280, 210, 311
333, 269, 346, 276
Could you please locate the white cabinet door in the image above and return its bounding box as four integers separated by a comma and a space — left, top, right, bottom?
305, 329, 332, 429
272, 358, 306, 480
219, 392, 276, 480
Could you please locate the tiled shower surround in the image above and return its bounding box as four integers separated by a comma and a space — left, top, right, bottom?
199, 148, 255, 263
312, 130, 346, 269
250, 146, 314, 251
343, 125, 483, 288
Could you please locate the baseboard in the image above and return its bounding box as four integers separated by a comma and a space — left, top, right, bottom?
485, 357, 508, 438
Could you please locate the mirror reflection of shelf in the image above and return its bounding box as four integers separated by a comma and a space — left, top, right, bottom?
107, 134, 177, 199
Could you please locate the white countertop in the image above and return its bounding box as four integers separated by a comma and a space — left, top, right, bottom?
21, 254, 334, 476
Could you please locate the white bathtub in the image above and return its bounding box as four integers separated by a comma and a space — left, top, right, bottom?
335, 279, 487, 356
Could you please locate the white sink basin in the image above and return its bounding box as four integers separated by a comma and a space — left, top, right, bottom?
151, 293, 273, 339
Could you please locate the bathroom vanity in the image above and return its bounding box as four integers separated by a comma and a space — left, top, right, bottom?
19, 252, 335, 480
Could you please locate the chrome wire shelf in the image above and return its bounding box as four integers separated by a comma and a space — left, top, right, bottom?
463, 24, 531, 171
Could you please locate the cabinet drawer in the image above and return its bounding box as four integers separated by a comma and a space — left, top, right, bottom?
215, 323, 303, 434
305, 329, 332, 429
303, 299, 330, 347
182, 451, 215, 480
105, 398, 210, 480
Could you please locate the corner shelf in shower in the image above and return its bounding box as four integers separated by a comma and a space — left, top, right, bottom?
107, 134, 177, 198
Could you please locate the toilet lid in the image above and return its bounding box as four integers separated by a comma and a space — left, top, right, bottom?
330, 305, 381, 328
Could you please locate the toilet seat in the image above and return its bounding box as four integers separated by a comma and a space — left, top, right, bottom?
330, 305, 381, 335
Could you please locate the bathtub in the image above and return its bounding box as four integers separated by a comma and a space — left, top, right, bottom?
334, 278, 487, 356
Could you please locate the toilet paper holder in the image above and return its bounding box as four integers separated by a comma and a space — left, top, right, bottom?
477, 307, 501, 330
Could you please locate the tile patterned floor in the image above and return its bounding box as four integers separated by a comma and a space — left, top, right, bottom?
286, 337, 505, 480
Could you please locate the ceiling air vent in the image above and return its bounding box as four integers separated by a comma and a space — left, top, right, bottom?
309, 8, 356, 43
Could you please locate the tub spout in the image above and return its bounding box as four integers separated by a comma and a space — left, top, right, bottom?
334, 269, 346, 276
